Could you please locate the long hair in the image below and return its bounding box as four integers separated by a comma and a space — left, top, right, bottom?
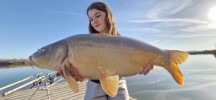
87, 2, 120, 36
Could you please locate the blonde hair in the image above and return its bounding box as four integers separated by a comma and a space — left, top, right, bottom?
87, 2, 120, 36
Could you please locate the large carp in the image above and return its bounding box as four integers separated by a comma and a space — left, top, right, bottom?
29, 34, 188, 97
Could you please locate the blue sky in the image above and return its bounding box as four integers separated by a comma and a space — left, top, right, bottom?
0, 0, 216, 59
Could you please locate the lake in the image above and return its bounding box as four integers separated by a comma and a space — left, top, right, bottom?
0, 66, 58, 95
0, 55, 215, 100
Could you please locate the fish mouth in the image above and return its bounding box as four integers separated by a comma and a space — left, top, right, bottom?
28, 56, 35, 68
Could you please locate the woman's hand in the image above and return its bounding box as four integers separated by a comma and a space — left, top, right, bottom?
56, 64, 84, 82
139, 61, 154, 75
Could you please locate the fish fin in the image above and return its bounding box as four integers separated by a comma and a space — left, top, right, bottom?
98, 67, 119, 97
63, 64, 79, 93
167, 50, 189, 64
151, 68, 157, 73
67, 54, 74, 64
165, 50, 189, 85
166, 61, 184, 85
99, 75, 119, 97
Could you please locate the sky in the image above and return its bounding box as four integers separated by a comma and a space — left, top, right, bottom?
0, 0, 216, 59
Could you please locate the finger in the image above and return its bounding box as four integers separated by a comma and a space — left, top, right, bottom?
139, 68, 149, 74
56, 72, 60, 76
69, 63, 84, 82
150, 61, 154, 69
74, 75, 79, 82
56, 69, 64, 77
80, 76, 84, 82
68, 65, 79, 81
76, 76, 80, 82
143, 67, 151, 75
141, 64, 151, 75
78, 76, 84, 82
75, 72, 83, 82
70, 66, 76, 77
72, 71, 84, 82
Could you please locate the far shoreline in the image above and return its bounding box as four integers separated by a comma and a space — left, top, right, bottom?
188, 50, 216, 57
0, 59, 28, 67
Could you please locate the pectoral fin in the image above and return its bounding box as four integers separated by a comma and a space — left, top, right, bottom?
63, 64, 79, 93
98, 67, 119, 97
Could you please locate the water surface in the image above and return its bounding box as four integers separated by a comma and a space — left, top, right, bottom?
0, 66, 54, 94
126, 55, 216, 100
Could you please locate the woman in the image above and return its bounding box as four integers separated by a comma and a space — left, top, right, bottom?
56, 2, 153, 100
84, 2, 129, 100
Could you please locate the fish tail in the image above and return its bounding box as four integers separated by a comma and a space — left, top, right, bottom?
163, 50, 189, 85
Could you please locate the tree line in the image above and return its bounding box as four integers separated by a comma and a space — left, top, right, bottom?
188, 49, 216, 57
0, 59, 28, 66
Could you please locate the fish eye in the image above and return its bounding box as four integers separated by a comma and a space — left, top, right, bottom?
38, 48, 45, 53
